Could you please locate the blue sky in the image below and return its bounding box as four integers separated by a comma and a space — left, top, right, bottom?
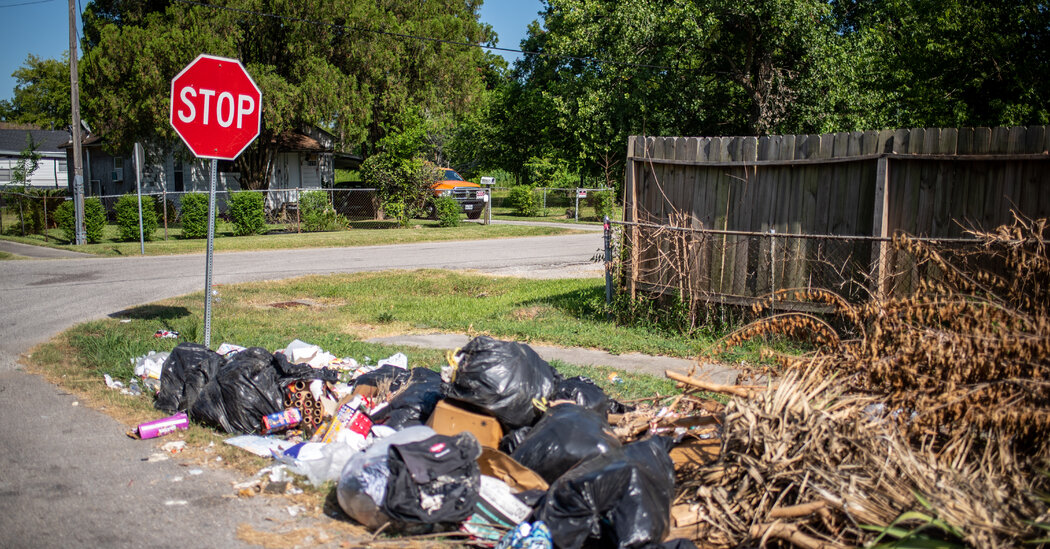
0, 0, 543, 102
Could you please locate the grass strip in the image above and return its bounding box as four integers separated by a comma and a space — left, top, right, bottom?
1, 221, 581, 257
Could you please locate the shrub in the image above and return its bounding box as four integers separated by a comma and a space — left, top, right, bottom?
587, 189, 616, 221
114, 194, 158, 241
300, 190, 348, 232
508, 185, 538, 217
228, 191, 266, 236
179, 192, 213, 239
361, 153, 440, 226
55, 197, 106, 243
434, 196, 461, 227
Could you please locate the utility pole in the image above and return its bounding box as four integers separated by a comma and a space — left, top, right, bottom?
69, 0, 86, 245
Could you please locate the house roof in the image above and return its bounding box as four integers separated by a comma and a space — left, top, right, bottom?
0, 128, 71, 155
272, 131, 331, 152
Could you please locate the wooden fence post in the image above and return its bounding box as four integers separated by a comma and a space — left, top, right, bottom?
871, 156, 891, 300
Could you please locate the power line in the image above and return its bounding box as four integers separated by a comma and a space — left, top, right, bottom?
169, 0, 681, 72
0, 0, 56, 8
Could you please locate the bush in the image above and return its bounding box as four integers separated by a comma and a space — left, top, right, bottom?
114, 194, 158, 241
300, 190, 348, 232
179, 192, 213, 239
508, 185, 538, 217
227, 191, 266, 236
433, 196, 461, 227
54, 197, 106, 243
587, 189, 616, 221
361, 153, 440, 226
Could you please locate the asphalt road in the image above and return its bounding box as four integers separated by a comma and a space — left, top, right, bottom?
0, 233, 602, 548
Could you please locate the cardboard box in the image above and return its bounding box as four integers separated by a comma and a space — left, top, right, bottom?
426, 399, 503, 449
478, 446, 548, 493
669, 437, 720, 467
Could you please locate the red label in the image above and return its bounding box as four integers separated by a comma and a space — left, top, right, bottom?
429, 442, 446, 454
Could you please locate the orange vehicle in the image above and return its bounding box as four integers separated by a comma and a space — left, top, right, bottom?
429, 168, 487, 219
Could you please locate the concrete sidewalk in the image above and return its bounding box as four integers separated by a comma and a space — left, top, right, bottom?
366, 333, 741, 385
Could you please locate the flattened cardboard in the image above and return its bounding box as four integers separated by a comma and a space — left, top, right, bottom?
478, 447, 549, 493
669, 437, 720, 467
426, 399, 503, 449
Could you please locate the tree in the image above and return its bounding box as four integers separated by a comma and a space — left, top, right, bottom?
5, 134, 42, 235
1, 54, 72, 129
830, 0, 1050, 128
80, 0, 494, 190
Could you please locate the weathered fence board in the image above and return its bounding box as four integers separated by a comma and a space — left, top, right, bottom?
624, 126, 1050, 305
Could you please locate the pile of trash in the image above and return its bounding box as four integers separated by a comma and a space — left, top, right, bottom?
129, 335, 721, 548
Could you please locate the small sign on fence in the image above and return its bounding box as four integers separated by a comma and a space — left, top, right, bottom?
577, 190, 588, 198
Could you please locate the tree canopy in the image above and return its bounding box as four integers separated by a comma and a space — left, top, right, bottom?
473, 0, 1050, 181
79, 0, 494, 189
0, 54, 72, 130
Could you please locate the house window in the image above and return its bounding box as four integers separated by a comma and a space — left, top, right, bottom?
58, 160, 68, 172
173, 161, 184, 192
114, 157, 123, 169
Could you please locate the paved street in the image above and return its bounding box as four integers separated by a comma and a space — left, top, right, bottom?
0, 233, 602, 548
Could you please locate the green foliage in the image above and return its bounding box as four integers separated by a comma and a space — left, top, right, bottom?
2, 53, 71, 128
433, 196, 461, 227
524, 156, 576, 188
361, 153, 440, 226
80, 1, 493, 190
227, 191, 266, 236
300, 191, 348, 232
508, 185, 539, 217
114, 194, 158, 241
587, 189, 616, 221
2, 135, 62, 235
178, 193, 213, 239
55, 198, 106, 244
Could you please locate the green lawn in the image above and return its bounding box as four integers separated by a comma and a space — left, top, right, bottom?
1, 219, 583, 257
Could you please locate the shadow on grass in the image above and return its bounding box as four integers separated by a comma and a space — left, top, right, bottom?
110, 304, 192, 321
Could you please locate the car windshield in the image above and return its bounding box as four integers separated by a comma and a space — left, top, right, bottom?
443, 169, 464, 181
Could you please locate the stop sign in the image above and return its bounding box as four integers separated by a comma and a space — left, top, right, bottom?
170, 54, 262, 160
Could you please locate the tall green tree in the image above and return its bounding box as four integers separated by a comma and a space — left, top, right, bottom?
1, 54, 72, 129
830, 0, 1050, 127
80, 0, 494, 190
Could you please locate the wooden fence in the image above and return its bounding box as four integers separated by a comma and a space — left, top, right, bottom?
623, 126, 1050, 303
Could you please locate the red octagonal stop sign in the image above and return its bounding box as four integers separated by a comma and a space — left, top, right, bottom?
170, 54, 262, 160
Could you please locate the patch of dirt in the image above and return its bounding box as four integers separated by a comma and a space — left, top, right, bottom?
510, 305, 549, 321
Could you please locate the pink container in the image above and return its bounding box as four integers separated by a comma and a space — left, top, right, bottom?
137, 412, 189, 439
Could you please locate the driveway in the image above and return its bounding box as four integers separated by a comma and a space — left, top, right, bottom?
0, 233, 602, 548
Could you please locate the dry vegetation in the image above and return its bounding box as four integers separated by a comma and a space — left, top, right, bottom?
678, 215, 1050, 548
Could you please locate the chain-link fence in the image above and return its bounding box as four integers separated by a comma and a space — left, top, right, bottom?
1, 188, 383, 239
488, 186, 615, 222
607, 220, 987, 311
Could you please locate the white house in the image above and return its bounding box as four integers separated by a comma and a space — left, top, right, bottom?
63, 125, 335, 211
0, 125, 70, 189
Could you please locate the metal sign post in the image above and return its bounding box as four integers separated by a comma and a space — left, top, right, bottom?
134, 143, 145, 255
204, 159, 217, 347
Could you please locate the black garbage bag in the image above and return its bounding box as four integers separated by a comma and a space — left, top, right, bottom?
498, 426, 532, 455
534, 437, 675, 549
512, 404, 621, 484
187, 347, 339, 434
370, 368, 445, 430
382, 432, 482, 524
551, 376, 613, 415
446, 336, 558, 430
155, 342, 224, 414
353, 364, 413, 395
